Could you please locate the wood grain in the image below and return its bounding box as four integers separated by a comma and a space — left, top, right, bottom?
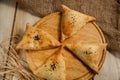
114, 52, 120, 80
11, 3, 40, 80
0, 0, 16, 80
12, 5, 40, 38
18, 0, 120, 52
0, 0, 120, 80
24, 12, 106, 80
94, 51, 120, 80
0, 1, 39, 80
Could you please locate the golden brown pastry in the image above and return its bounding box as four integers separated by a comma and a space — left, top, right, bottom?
61, 5, 96, 41
16, 23, 61, 50
17, 5, 107, 80
34, 48, 66, 80
25, 48, 59, 72
65, 42, 107, 72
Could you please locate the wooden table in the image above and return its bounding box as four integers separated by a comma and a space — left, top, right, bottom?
0, 0, 120, 80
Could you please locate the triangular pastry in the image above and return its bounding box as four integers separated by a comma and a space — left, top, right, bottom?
25, 48, 58, 72
34, 48, 66, 80
61, 5, 96, 41
65, 43, 107, 72
16, 23, 60, 50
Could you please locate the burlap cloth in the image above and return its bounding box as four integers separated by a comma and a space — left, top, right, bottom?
17, 0, 120, 53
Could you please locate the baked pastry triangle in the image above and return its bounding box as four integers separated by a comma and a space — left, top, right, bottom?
34, 48, 66, 80
65, 43, 107, 72
25, 48, 58, 72
16, 23, 60, 50
61, 5, 96, 41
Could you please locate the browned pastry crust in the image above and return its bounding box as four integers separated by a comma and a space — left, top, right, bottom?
61, 5, 96, 41
16, 5, 106, 80
16, 23, 61, 50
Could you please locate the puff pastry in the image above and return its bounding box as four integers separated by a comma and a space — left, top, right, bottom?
34, 48, 66, 80
16, 23, 61, 50
16, 5, 107, 80
61, 5, 96, 41
65, 43, 107, 72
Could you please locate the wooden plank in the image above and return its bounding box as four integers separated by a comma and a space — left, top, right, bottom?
114, 52, 120, 80
11, 4, 40, 80
94, 52, 119, 80
0, 0, 120, 80
0, 0, 16, 80
12, 4, 40, 37
12, 2, 120, 80
0, 0, 16, 43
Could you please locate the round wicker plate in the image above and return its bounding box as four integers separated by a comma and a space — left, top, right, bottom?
25, 12, 106, 80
